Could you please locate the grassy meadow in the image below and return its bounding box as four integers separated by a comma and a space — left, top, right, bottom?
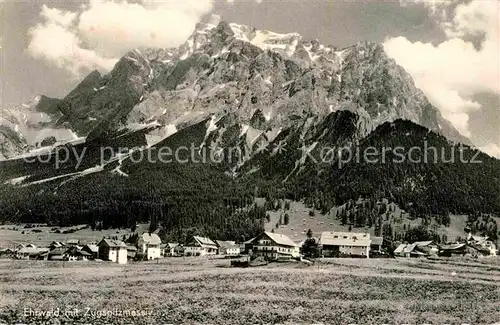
0, 223, 150, 248
1, 257, 499, 324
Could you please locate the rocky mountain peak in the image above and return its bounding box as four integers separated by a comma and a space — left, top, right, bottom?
1, 20, 470, 160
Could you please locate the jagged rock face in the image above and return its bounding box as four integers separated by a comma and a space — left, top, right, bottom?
238, 110, 363, 179
1, 20, 468, 159
129, 21, 468, 150
0, 95, 78, 158
0, 125, 26, 158
60, 50, 153, 139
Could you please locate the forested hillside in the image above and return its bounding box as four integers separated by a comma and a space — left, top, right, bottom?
1, 114, 499, 242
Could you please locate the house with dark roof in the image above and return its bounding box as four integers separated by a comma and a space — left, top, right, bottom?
184, 236, 218, 256
248, 232, 300, 260
49, 241, 65, 250
174, 244, 185, 256
241, 237, 255, 255
98, 239, 127, 264
0, 248, 15, 259
138, 233, 162, 260
65, 247, 92, 261
319, 232, 371, 258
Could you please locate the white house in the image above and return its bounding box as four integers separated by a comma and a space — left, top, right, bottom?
319, 231, 371, 258
216, 240, 241, 256
98, 239, 127, 264
184, 236, 218, 256
248, 232, 300, 260
138, 233, 162, 260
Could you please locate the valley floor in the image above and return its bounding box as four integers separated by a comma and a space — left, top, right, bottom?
1, 257, 499, 324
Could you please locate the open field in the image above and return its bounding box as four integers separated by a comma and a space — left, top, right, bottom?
0, 223, 149, 248
1, 257, 500, 324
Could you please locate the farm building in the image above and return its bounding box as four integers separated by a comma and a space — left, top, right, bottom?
0, 248, 15, 259
15, 244, 25, 251
37, 248, 50, 260
174, 244, 185, 256
16, 247, 49, 260
184, 236, 218, 256
394, 243, 421, 257
48, 247, 68, 261
395, 241, 439, 258
82, 244, 99, 259
65, 247, 92, 261
439, 243, 467, 257
467, 235, 497, 256
248, 232, 300, 260
138, 233, 162, 260
98, 239, 127, 264
126, 246, 137, 259
66, 239, 80, 246
414, 241, 439, 256
49, 241, 65, 250
162, 243, 180, 257
216, 240, 241, 256
319, 232, 371, 258
370, 237, 384, 252
241, 237, 255, 255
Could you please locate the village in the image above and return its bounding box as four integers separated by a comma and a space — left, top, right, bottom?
0, 225, 497, 265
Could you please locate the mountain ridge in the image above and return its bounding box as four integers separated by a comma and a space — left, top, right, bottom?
1, 19, 470, 161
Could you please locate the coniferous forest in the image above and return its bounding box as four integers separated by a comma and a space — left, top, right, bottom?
0, 117, 499, 242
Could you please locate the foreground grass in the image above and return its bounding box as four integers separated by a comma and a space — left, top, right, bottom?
1, 257, 499, 324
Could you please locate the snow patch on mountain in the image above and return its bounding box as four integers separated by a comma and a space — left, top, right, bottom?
4, 175, 31, 186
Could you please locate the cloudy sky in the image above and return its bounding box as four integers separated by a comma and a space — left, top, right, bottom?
1, 0, 499, 156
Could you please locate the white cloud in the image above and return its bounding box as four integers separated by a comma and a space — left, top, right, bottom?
78, 0, 213, 57
27, 0, 213, 78
385, 0, 500, 139
40, 5, 78, 27
28, 13, 117, 77
480, 143, 500, 159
